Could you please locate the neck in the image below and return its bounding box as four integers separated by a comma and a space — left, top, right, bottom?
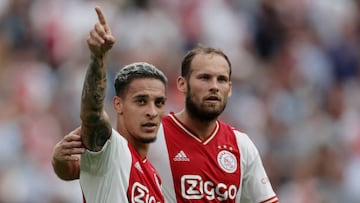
175, 109, 217, 140
130, 141, 149, 158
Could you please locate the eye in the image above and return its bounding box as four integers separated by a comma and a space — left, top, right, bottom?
218, 76, 229, 83
136, 98, 146, 105
198, 74, 210, 80
155, 98, 166, 107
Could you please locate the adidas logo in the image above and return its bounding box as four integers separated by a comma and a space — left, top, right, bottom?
173, 150, 190, 161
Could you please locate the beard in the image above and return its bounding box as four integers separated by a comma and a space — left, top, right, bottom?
185, 92, 226, 122
137, 136, 157, 144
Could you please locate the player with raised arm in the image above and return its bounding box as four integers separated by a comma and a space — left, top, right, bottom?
69, 6, 167, 203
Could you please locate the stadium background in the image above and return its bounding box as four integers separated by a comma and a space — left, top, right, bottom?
0, 0, 360, 202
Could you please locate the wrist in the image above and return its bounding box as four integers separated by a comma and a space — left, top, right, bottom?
91, 53, 105, 60
90, 53, 106, 68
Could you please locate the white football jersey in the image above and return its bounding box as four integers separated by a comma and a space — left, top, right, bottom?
80, 129, 164, 203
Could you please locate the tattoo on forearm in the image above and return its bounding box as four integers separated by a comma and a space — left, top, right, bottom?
82, 123, 111, 151
81, 56, 106, 109
80, 55, 111, 151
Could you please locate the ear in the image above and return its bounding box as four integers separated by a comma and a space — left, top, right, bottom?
177, 76, 187, 93
228, 81, 232, 97
113, 96, 123, 114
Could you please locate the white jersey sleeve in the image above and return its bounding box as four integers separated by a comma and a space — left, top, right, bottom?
80, 129, 132, 203
234, 130, 277, 203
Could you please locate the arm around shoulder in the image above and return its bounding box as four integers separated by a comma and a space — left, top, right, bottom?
52, 156, 81, 181
51, 128, 84, 180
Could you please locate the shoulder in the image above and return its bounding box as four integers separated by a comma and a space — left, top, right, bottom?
161, 114, 172, 124
83, 128, 128, 156
218, 121, 249, 141
217, 120, 243, 132
110, 129, 128, 144
218, 121, 260, 158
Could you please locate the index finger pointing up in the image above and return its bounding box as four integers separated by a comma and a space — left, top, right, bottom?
95, 6, 107, 26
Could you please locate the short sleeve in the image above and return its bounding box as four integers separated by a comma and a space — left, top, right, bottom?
80, 129, 130, 175
235, 130, 278, 203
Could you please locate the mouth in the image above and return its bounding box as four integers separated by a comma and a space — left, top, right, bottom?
141, 122, 158, 132
204, 95, 221, 103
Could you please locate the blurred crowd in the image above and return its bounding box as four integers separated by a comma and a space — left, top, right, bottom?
0, 0, 360, 202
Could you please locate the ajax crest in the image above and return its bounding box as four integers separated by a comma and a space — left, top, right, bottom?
217, 150, 237, 173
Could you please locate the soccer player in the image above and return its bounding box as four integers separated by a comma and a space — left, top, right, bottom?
60, 6, 167, 202
147, 45, 278, 202
52, 8, 279, 203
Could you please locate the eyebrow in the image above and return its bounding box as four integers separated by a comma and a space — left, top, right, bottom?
133, 94, 166, 100
133, 94, 149, 99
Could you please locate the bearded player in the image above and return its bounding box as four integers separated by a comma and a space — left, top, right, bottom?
147, 45, 278, 203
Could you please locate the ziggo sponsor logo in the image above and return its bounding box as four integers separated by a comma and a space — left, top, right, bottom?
181, 175, 238, 201
131, 182, 161, 203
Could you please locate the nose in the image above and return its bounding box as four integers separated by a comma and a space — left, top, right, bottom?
146, 103, 158, 119
209, 79, 219, 93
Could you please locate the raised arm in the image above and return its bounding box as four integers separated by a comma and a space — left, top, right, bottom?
80, 6, 115, 151
51, 6, 115, 180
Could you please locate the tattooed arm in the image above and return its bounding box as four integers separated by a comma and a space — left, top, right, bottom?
80, 6, 115, 152
51, 6, 115, 180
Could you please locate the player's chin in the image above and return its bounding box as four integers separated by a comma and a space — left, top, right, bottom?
139, 126, 159, 143
139, 134, 157, 144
